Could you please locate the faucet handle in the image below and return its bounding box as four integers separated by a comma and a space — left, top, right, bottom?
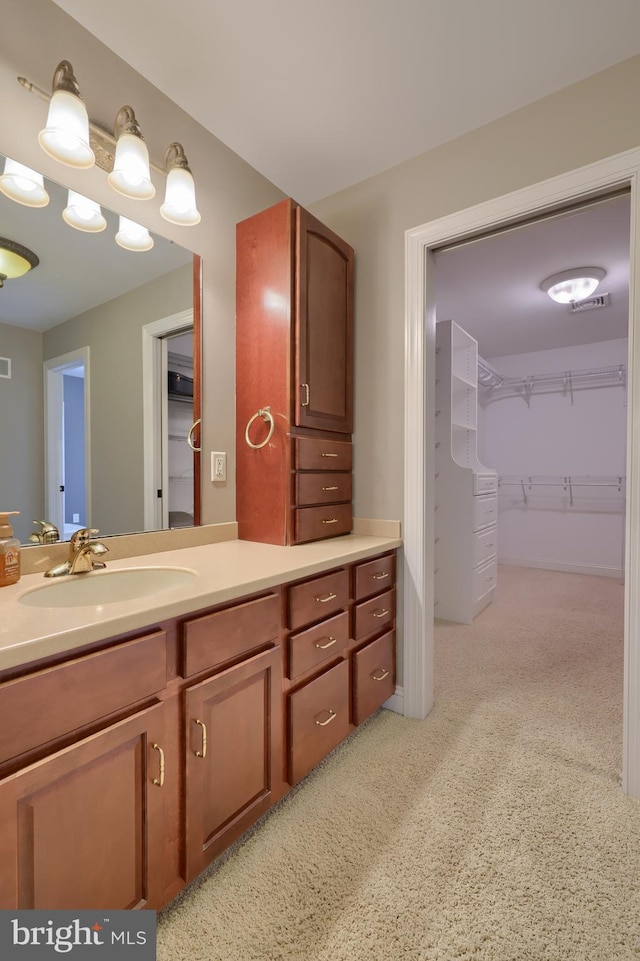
70, 527, 101, 549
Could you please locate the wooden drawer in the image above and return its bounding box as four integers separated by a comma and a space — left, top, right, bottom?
473, 558, 497, 602
295, 472, 352, 507
354, 589, 395, 641
473, 493, 497, 532
287, 611, 349, 680
0, 631, 167, 764
294, 503, 353, 544
288, 568, 349, 631
288, 659, 350, 784
182, 592, 281, 677
352, 630, 396, 726
354, 553, 396, 601
474, 525, 497, 568
294, 436, 353, 472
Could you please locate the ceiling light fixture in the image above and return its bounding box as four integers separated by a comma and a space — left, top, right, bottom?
541, 267, 606, 304
0, 237, 39, 288
63, 190, 107, 233
107, 106, 155, 201
37, 60, 94, 169
0, 157, 50, 208
115, 216, 154, 252
160, 143, 201, 225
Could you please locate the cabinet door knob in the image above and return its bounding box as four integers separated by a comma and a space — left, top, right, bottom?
371, 668, 390, 682
314, 709, 337, 727
151, 743, 165, 787
315, 591, 337, 603
194, 718, 208, 758
315, 636, 338, 650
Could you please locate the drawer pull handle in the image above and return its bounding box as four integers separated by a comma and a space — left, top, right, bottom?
322, 518, 339, 525
245, 407, 275, 449
301, 383, 310, 407
315, 591, 337, 603
372, 572, 389, 580
371, 668, 390, 681
315, 709, 337, 727
322, 485, 339, 491
321, 452, 339, 458
372, 608, 390, 618
194, 719, 207, 758
315, 635, 338, 650
151, 743, 165, 787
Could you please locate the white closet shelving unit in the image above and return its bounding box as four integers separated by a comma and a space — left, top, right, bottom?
435, 320, 498, 624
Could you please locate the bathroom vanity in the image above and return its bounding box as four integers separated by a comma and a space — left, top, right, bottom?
0, 533, 399, 910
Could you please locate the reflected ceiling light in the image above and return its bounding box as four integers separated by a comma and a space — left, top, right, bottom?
160, 143, 201, 226
541, 267, 606, 304
0, 237, 39, 288
0, 158, 50, 207
63, 190, 107, 233
115, 216, 154, 252
107, 107, 155, 200
37, 61, 94, 169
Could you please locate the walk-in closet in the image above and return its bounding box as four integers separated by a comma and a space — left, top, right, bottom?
433, 191, 630, 622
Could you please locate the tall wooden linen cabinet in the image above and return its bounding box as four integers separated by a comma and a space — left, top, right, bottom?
236, 198, 355, 545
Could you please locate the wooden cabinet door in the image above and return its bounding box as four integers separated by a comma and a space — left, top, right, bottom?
0, 704, 165, 910
184, 646, 283, 879
295, 206, 354, 433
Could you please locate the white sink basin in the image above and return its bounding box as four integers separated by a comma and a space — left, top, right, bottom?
18, 567, 198, 608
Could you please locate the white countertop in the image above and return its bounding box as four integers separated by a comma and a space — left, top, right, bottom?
0, 534, 402, 672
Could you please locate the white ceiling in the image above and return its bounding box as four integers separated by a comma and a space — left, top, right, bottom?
51, 0, 640, 205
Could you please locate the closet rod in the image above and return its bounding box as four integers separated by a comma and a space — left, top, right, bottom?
499, 474, 625, 506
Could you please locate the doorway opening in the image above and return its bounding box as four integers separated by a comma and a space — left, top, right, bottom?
44, 347, 91, 538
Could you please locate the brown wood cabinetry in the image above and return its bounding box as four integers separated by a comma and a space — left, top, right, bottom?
0, 548, 396, 912
236, 198, 354, 545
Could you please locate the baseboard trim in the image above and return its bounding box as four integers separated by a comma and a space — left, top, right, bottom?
499, 555, 623, 580
384, 686, 404, 715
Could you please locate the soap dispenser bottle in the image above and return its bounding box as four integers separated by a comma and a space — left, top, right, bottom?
0, 511, 21, 586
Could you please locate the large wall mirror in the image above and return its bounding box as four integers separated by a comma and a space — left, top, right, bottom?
0, 153, 202, 546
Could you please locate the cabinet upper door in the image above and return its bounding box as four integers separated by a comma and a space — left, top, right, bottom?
295, 206, 354, 433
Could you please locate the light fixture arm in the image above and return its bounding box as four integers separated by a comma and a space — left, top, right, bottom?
50, 60, 83, 99
164, 142, 192, 172
114, 105, 144, 141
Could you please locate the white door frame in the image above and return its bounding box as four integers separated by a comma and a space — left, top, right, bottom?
404, 145, 640, 798
44, 347, 91, 535
142, 309, 193, 531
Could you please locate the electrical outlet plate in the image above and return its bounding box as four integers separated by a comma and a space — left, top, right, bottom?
211, 451, 226, 482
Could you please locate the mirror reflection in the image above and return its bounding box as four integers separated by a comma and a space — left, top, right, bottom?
0, 154, 198, 546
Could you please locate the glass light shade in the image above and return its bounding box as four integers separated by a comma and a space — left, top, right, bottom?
541, 267, 606, 304
0, 158, 49, 207
38, 90, 95, 168
115, 216, 154, 252
63, 190, 107, 233
160, 166, 201, 225
0, 239, 39, 283
107, 134, 155, 200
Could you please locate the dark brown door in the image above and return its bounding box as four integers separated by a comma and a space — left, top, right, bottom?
0, 704, 166, 910
184, 646, 283, 878
295, 206, 354, 433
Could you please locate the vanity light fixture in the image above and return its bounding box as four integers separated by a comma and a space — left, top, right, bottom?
107, 106, 155, 201
0, 238, 39, 288
160, 143, 201, 226
37, 61, 95, 169
541, 267, 606, 304
115, 216, 154, 252
0, 157, 50, 207
63, 190, 107, 233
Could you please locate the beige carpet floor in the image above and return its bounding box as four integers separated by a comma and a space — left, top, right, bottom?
157, 565, 640, 960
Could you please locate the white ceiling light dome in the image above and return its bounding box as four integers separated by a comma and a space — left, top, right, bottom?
541, 267, 606, 304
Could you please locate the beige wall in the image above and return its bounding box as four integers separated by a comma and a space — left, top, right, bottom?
0, 323, 44, 543
0, 0, 285, 531
309, 55, 640, 527
43, 265, 192, 536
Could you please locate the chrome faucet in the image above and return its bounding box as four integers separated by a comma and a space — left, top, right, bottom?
44, 528, 109, 577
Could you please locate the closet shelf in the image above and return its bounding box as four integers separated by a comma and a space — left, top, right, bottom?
477, 358, 626, 405
499, 474, 625, 505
